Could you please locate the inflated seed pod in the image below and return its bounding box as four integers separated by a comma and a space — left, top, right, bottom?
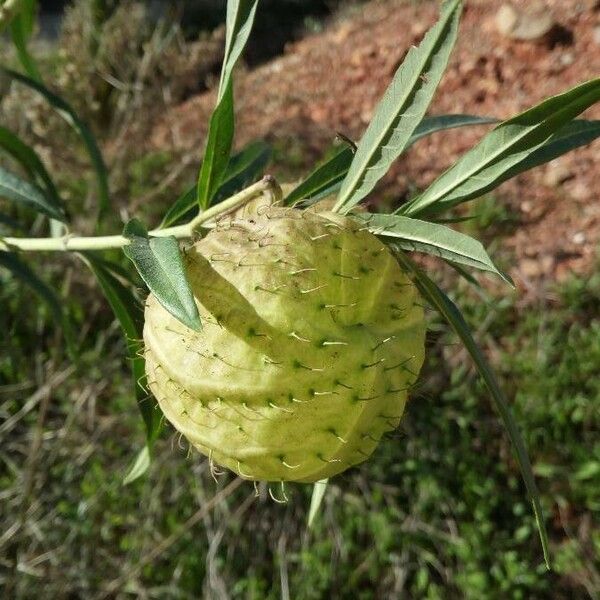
143, 205, 425, 482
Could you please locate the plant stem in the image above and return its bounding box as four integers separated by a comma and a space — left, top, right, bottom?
0, 177, 276, 253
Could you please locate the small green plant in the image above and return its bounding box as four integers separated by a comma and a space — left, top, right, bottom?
1, 0, 599, 569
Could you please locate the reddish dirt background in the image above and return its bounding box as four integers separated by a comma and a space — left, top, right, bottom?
152, 0, 600, 291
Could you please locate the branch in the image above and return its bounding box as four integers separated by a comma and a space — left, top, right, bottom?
0, 176, 278, 252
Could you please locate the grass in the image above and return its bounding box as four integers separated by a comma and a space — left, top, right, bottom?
1, 220, 598, 597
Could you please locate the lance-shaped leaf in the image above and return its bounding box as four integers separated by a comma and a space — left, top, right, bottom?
2, 68, 109, 219
0, 213, 23, 231
402, 80, 600, 217
123, 446, 151, 486
212, 139, 271, 204
0, 164, 65, 221
10, 0, 42, 82
160, 185, 197, 229
285, 114, 496, 206
307, 479, 329, 529
333, 0, 462, 213
162, 140, 270, 228
285, 145, 353, 207
0, 251, 74, 354
123, 219, 201, 332
396, 252, 551, 569
0, 125, 63, 212
354, 212, 510, 283
197, 0, 259, 209
82, 253, 162, 482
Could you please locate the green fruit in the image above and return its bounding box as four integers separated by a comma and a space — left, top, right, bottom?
144, 205, 425, 482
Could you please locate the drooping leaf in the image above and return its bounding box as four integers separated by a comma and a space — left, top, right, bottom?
0, 164, 65, 221
82, 252, 162, 449
355, 212, 510, 283
447, 260, 483, 289
407, 114, 498, 145
402, 81, 600, 218
0, 212, 23, 231
122, 219, 201, 332
212, 139, 271, 204
307, 479, 328, 529
285, 114, 496, 206
2, 68, 110, 219
123, 446, 151, 485
333, 0, 462, 213
197, 0, 259, 209
284, 146, 353, 207
0, 250, 74, 354
396, 252, 551, 570
162, 140, 271, 228
0, 125, 63, 212
490, 119, 600, 190
10, 0, 42, 82
160, 185, 197, 229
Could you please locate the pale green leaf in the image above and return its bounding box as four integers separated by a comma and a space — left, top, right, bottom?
403, 81, 600, 217
333, 0, 462, 213
123, 446, 151, 486
355, 212, 510, 283
123, 219, 201, 332
308, 479, 328, 529
285, 114, 495, 207
197, 0, 259, 209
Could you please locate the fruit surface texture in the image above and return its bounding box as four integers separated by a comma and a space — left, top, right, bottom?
144, 206, 426, 482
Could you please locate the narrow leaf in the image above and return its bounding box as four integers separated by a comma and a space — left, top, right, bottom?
82, 252, 162, 447
123, 219, 201, 332
285, 114, 496, 206
197, 83, 235, 210
123, 446, 151, 485
160, 185, 197, 229
162, 140, 270, 228
333, 0, 462, 213
10, 0, 42, 82
212, 139, 271, 204
0, 251, 74, 354
219, 0, 260, 101
0, 164, 65, 221
397, 253, 551, 569
356, 212, 510, 283
285, 145, 353, 206
308, 479, 328, 529
403, 80, 600, 217
0, 213, 23, 231
494, 119, 600, 189
197, 0, 259, 209
0, 125, 63, 212
3, 68, 110, 219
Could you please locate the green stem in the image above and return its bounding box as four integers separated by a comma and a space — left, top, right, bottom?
0, 177, 276, 253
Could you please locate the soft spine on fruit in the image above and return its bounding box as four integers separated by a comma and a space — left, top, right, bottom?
144, 205, 426, 482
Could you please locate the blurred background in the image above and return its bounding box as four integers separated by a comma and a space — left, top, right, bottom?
1, 0, 599, 597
